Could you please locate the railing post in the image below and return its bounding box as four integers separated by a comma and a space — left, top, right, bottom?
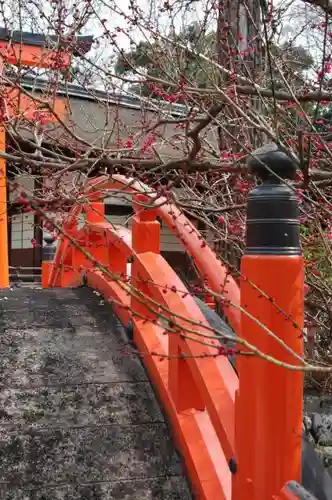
83, 202, 108, 268
0, 126, 9, 288
41, 235, 57, 288
233, 144, 304, 499
85, 201, 105, 224
132, 194, 160, 253
131, 194, 161, 339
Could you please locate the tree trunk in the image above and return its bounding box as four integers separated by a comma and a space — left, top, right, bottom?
216, 0, 263, 151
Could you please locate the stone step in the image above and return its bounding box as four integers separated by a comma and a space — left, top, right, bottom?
0, 475, 190, 500
0, 327, 146, 386
0, 289, 147, 387
0, 382, 163, 429
0, 424, 182, 488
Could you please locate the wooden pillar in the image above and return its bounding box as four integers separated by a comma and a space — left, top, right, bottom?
233, 144, 304, 499
0, 126, 9, 288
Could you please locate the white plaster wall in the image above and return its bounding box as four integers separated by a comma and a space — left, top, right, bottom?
11, 213, 34, 249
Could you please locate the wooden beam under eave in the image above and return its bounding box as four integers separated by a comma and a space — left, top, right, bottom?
0, 41, 70, 69
3, 87, 67, 122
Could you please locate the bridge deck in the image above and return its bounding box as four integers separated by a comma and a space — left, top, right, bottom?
0, 287, 191, 500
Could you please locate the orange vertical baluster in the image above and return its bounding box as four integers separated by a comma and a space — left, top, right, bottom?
168, 332, 206, 412
233, 145, 304, 499
69, 202, 107, 284
131, 194, 161, 340
41, 262, 52, 288
69, 234, 88, 286
132, 194, 160, 254
85, 202, 108, 270
0, 124, 9, 288
132, 195, 205, 412
85, 201, 105, 223
108, 243, 127, 276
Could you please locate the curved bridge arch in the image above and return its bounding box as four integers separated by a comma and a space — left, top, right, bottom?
44, 175, 323, 500
46, 177, 240, 500
50, 174, 240, 331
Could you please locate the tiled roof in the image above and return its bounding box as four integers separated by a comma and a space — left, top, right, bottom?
19, 75, 189, 117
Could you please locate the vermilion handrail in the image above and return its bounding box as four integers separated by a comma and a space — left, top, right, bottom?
77, 174, 241, 332
45, 163, 308, 500
46, 199, 238, 500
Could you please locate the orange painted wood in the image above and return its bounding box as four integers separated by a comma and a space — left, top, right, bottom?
48, 189, 305, 500
0, 126, 9, 287
134, 252, 237, 462
48, 206, 83, 286
84, 202, 105, 223
84, 175, 241, 332
3, 88, 66, 121
234, 256, 304, 500
86, 268, 230, 500
132, 319, 230, 500
51, 207, 236, 498
0, 37, 69, 288
0, 41, 70, 68
132, 216, 160, 254
41, 262, 52, 288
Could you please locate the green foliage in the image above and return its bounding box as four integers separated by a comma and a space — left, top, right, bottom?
116, 21, 314, 99
115, 22, 217, 97
264, 41, 314, 91
115, 41, 155, 75
301, 223, 332, 282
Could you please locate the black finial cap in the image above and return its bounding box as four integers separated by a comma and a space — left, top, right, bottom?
43, 235, 54, 246
245, 143, 300, 255
247, 143, 297, 181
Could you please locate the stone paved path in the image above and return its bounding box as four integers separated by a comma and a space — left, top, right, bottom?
0, 287, 192, 500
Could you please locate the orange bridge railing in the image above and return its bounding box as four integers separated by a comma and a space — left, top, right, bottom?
42, 146, 309, 500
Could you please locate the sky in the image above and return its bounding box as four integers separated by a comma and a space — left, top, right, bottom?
1, 0, 326, 89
